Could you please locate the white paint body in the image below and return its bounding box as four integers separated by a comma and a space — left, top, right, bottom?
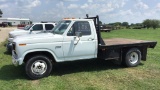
8, 23, 56, 43
12, 19, 98, 65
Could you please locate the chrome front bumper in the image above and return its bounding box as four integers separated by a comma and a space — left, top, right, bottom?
12, 56, 19, 66
12, 51, 23, 66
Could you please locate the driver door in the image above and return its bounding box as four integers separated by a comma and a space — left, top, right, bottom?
62, 21, 97, 61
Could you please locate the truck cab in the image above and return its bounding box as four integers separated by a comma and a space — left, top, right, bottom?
12, 19, 98, 62
7, 22, 56, 52
11, 15, 157, 79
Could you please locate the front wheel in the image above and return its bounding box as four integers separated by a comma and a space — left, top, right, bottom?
25, 55, 52, 80
123, 48, 141, 67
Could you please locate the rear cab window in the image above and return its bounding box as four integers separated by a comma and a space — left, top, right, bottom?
32, 24, 43, 31
45, 24, 54, 30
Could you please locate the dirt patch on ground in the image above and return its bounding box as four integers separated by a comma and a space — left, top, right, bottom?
0, 27, 16, 43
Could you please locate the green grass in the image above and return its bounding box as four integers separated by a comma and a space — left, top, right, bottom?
1, 28, 160, 90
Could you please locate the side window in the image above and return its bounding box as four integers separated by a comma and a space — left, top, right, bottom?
67, 21, 91, 36
67, 24, 75, 36
45, 24, 54, 30
32, 24, 43, 31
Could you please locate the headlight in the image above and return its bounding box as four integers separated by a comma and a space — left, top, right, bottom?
9, 33, 13, 38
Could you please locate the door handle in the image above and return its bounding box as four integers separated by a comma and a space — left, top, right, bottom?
88, 38, 94, 41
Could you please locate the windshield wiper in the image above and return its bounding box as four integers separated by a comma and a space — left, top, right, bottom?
52, 30, 55, 35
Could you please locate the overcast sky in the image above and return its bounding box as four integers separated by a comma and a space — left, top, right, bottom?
0, 0, 160, 24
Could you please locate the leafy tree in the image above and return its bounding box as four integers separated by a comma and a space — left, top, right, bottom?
135, 23, 143, 26
143, 19, 160, 29
151, 19, 160, 29
130, 23, 135, 27
108, 23, 114, 26
131, 23, 143, 29
143, 19, 152, 29
0, 9, 3, 18
115, 22, 121, 26
122, 22, 129, 27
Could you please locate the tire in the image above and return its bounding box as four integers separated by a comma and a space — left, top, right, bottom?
123, 48, 141, 67
25, 55, 52, 80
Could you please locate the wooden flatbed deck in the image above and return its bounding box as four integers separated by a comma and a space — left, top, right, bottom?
101, 29, 111, 32
99, 38, 157, 48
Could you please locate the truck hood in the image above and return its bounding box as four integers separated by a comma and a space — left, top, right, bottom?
9, 29, 29, 38
13, 33, 63, 44
13, 29, 23, 31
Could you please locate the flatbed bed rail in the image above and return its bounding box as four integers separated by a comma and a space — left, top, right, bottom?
99, 38, 157, 49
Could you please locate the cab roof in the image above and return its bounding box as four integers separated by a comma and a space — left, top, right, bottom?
63, 18, 93, 21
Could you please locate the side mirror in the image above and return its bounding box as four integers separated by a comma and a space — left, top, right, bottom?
75, 32, 82, 37
74, 32, 82, 45
29, 28, 33, 34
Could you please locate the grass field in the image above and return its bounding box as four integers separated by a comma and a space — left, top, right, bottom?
0, 28, 160, 90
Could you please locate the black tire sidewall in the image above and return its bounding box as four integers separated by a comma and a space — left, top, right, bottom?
25, 55, 52, 80
125, 48, 141, 67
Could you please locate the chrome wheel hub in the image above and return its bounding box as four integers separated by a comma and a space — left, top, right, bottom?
31, 60, 47, 75
129, 52, 138, 64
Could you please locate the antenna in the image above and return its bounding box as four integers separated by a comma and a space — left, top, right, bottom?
86, 14, 89, 18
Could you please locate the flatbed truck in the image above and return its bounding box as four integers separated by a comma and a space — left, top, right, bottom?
12, 15, 157, 79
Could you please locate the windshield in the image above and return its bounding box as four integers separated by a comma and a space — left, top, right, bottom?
24, 24, 33, 30
52, 20, 71, 34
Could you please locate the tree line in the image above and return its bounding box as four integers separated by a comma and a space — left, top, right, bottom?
143, 19, 160, 29
105, 19, 160, 30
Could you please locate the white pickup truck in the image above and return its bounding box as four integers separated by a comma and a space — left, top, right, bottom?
11, 15, 157, 79
7, 23, 56, 52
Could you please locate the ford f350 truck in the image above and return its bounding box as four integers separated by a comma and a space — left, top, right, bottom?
12, 15, 157, 79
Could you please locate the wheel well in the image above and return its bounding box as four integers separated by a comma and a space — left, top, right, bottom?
122, 47, 145, 59
122, 47, 141, 53
24, 51, 56, 63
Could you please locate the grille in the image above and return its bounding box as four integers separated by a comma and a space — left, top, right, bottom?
12, 42, 16, 50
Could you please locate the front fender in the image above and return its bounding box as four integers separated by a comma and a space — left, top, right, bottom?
21, 49, 61, 63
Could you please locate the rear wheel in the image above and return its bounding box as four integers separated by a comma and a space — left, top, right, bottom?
25, 55, 52, 80
123, 48, 141, 67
